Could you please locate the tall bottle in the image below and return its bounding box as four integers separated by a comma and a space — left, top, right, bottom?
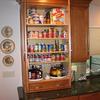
55, 40, 59, 51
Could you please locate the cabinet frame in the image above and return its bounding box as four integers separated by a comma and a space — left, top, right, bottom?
18, 0, 71, 93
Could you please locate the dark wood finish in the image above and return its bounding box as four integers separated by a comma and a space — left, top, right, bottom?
70, 0, 92, 62
79, 92, 100, 100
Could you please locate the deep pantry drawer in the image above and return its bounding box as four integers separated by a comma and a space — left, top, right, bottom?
29, 79, 71, 92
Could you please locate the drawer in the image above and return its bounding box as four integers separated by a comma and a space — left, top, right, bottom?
29, 79, 71, 92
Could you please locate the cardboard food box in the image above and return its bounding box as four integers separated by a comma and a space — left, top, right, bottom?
50, 8, 65, 25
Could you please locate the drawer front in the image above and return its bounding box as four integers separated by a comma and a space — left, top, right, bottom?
29, 80, 71, 92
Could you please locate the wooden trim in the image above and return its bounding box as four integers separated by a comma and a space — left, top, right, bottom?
17, 0, 68, 7
20, 3, 30, 93
71, 0, 92, 7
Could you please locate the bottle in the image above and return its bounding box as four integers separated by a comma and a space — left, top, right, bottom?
36, 65, 43, 79
46, 11, 50, 24
32, 54, 34, 62
46, 29, 49, 38
31, 65, 36, 79
38, 31, 42, 38
56, 54, 60, 61
38, 43, 41, 52
49, 28, 52, 38
64, 44, 68, 52
35, 43, 39, 52
60, 63, 66, 76
51, 54, 55, 61
60, 44, 64, 51
40, 43, 43, 52
39, 15, 44, 24
29, 55, 33, 62
32, 31, 35, 38
27, 31, 31, 38
56, 29, 59, 38
43, 43, 46, 52
28, 65, 33, 79
29, 45, 33, 53
34, 54, 36, 62
55, 40, 59, 51
43, 29, 47, 38
43, 17, 47, 24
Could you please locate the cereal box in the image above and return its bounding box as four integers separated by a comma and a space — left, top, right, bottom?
50, 8, 65, 25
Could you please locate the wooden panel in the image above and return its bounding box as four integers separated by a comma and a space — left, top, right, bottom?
79, 92, 100, 100
17, 0, 68, 7
20, 3, 30, 93
55, 96, 78, 100
71, 0, 92, 7
26, 0, 67, 4
71, 6, 89, 62
29, 78, 71, 92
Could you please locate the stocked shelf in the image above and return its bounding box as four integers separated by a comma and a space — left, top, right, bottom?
29, 59, 68, 65
27, 51, 68, 54
28, 75, 69, 83
27, 38, 68, 40
26, 24, 68, 27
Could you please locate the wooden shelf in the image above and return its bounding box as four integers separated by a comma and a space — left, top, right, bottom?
29, 59, 68, 65
26, 24, 68, 27
27, 38, 68, 40
27, 51, 68, 54
28, 75, 70, 83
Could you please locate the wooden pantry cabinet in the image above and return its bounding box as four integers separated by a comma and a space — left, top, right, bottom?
17, 0, 71, 93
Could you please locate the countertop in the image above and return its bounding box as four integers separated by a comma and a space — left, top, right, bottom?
17, 76, 100, 100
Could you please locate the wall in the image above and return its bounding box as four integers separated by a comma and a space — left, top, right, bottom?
89, 3, 100, 55
0, 0, 22, 100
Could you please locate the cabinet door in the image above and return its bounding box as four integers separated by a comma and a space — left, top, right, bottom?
70, 0, 92, 62
55, 96, 78, 100
79, 92, 100, 100
71, 6, 89, 62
